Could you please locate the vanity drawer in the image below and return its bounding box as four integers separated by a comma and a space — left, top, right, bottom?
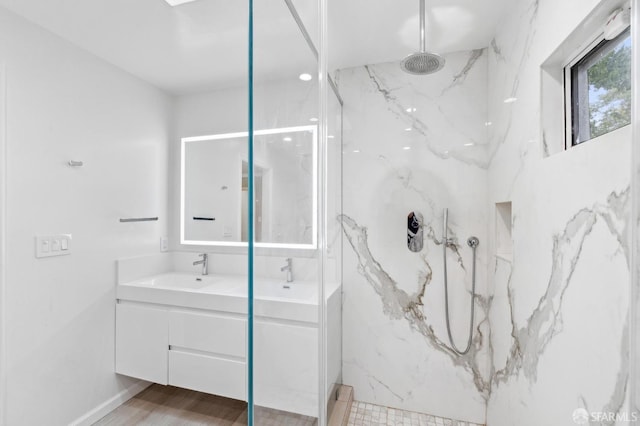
168, 350, 246, 401
168, 310, 246, 357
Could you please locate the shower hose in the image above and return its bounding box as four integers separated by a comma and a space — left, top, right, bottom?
443, 208, 479, 355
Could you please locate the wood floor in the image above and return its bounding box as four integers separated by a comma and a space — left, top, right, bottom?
93, 385, 317, 426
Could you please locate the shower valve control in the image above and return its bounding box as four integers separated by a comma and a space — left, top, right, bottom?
407, 211, 424, 252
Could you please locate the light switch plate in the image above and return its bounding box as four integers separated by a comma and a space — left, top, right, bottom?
36, 234, 72, 258
160, 237, 169, 252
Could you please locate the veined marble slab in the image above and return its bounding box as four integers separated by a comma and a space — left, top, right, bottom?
338, 51, 490, 423
338, 1, 633, 424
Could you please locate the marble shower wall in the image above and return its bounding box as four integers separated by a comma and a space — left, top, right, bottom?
486, 0, 632, 425
337, 51, 490, 424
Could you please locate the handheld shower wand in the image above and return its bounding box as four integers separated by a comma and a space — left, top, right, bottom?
443, 208, 479, 355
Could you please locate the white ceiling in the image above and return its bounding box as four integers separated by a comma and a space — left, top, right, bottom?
0, 0, 513, 95
327, 0, 513, 70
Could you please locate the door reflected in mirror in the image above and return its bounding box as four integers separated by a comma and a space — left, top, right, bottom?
180, 126, 317, 249
240, 161, 266, 242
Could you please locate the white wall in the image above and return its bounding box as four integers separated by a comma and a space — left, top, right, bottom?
486, 0, 632, 424
0, 6, 172, 425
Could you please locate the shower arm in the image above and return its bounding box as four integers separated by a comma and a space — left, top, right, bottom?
419, 0, 425, 52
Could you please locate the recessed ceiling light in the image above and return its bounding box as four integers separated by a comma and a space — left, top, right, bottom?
403, 146, 411, 150
299, 73, 313, 81
310, 117, 318, 122
464, 143, 475, 147
404, 127, 412, 132
485, 121, 492, 126
405, 107, 417, 113
503, 97, 518, 103
164, 0, 200, 6
283, 137, 292, 142
328, 135, 335, 139
353, 150, 360, 153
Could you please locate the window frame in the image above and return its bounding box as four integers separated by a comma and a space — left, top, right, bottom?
563, 26, 631, 149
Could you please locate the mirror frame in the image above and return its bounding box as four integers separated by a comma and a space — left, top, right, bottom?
180, 125, 318, 249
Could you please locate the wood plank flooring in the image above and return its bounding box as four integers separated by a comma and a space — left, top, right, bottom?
93, 385, 317, 426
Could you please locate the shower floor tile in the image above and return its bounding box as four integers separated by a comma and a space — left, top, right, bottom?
347, 401, 484, 426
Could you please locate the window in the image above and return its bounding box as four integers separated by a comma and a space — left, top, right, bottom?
566, 27, 631, 146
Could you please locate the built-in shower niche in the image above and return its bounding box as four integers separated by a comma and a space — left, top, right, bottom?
495, 202, 513, 262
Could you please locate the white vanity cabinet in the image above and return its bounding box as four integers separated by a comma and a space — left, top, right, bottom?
115, 302, 247, 402
115, 303, 168, 385
114, 271, 341, 417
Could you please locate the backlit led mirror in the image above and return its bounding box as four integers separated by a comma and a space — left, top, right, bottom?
180, 125, 317, 249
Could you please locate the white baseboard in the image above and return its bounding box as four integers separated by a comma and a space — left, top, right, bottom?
69, 380, 151, 426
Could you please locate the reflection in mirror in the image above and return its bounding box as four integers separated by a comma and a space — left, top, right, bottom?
181, 126, 317, 248
240, 161, 266, 242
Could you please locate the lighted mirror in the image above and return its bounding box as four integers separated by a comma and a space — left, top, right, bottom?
180, 125, 317, 249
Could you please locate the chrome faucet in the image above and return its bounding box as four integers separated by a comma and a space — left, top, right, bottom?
280, 258, 293, 283
193, 253, 208, 275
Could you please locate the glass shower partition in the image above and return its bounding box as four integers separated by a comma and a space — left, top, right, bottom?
324, 76, 344, 423
250, 0, 320, 425
248, 0, 342, 424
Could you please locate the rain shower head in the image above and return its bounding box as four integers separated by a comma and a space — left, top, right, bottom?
401, 0, 445, 75
401, 52, 445, 75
